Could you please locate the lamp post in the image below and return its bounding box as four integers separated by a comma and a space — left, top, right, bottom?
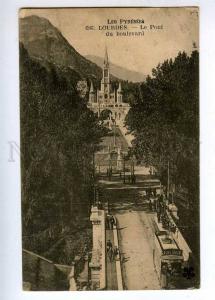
123, 155, 126, 184
167, 160, 170, 200
113, 119, 116, 148
93, 151, 95, 183
92, 150, 97, 205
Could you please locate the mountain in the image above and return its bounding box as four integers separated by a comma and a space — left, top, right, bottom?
19, 15, 102, 80
86, 55, 146, 82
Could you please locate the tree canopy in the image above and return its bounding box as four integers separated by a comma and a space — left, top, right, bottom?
20, 43, 106, 258
126, 51, 199, 199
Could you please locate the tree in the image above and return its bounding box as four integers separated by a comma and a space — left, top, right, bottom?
126, 51, 199, 233
20, 43, 106, 257
126, 51, 199, 263
126, 50, 199, 187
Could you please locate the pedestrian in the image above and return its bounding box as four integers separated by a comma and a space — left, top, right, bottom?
161, 263, 168, 288
106, 215, 109, 229
109, 215, 113, 229
151, 198, 154, 211
106, 214, 111, 229
132, 174, 136, 184
131, 174, 134, 184
149, 199, 152, 211
107, 239, 113, 261
107, 215, 112, 229
113, 246, 119, 259
107, 239, 112, 251
108, 247, 113, 261
110, 215, 116, 228
97, 200, 102, 209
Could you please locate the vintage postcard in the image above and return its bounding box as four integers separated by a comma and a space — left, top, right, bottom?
19, 7, 199, 290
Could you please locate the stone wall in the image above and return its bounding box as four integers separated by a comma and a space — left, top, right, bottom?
89, 206, 106, 290
113, 217, 123, 290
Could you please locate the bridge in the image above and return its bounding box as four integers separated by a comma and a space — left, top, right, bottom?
88, 102, 130, 123
88, 124, 194, 290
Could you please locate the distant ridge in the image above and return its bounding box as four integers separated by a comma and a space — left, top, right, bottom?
85, 54, 146, 82
19, 15, 103, 80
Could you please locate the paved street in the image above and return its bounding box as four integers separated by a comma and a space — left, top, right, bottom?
100, 180, 161, 289
97, 125, 161, 290
116, 209, 160, 290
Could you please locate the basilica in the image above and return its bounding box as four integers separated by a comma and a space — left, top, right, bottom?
87, 48, 130, 124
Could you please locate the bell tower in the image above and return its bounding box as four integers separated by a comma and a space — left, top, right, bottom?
117, 82, 122, 104
101, 47, 110, 100
89, 81, 96, 103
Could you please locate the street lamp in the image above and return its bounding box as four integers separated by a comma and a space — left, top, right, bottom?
113, 119, 116, 149
167, 160, 170, 200
123, 154, 126, 184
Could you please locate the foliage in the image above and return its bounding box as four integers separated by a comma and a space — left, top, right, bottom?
126, 50, 199, 203
99, 109, 112, 120
20, 43, 106, 258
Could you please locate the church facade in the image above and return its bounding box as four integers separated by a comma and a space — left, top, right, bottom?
87, 48, 130, 124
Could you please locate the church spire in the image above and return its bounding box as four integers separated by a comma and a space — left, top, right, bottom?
101, 46, 110, 95
118, 81, 122, 92
104, 46, 109, 66
117, 82, 122, 104
89, 80, 94, 93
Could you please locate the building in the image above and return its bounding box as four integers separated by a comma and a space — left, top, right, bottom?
87, 48, 130, 124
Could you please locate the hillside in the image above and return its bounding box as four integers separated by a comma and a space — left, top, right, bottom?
86, 54, 146, 82
19, 15, 102, 80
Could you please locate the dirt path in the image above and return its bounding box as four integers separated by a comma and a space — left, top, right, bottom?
116, 210, 160, 290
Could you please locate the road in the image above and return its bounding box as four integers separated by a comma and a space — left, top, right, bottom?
100, 178, 161, 289
97, 125, 161, 289
96, 125, 197, 290
115, 207, 160, 290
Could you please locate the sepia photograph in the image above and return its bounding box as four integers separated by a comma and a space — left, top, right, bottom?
19, 7, 199, 291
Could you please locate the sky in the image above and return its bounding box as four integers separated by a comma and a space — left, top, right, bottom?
20, 7, 199, 75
